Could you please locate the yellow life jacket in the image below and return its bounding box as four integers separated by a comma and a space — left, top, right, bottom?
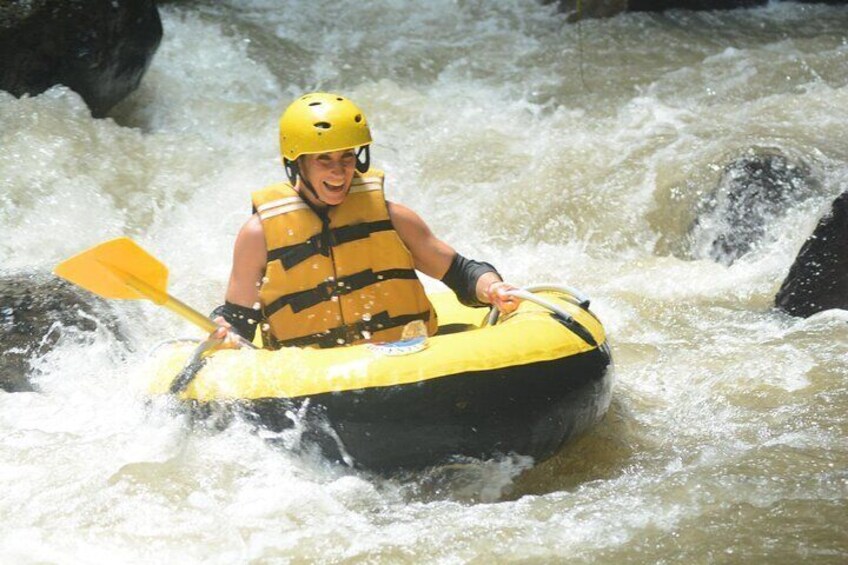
252, 169, 437, 349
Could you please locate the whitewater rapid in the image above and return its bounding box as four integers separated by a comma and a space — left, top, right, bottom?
1, 1, 846, 562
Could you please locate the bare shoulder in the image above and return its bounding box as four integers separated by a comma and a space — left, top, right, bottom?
241, 213, 264, 235
238, 214, 264, 240
387, 201, 430, 237
225, 214, 266, 305
233, 214, 267, 260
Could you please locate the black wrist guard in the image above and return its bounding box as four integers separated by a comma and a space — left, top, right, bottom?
209, 301, 260, 342
441, 253, 500, 308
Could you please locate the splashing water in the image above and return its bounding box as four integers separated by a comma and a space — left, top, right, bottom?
1, 1, 847, 562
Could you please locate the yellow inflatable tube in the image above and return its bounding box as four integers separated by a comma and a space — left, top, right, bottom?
147, 289, 614, 471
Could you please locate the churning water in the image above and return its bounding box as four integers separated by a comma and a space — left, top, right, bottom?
1, 0, 847, 562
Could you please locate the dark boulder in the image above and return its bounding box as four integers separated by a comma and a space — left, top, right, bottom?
775, 191, 848, 318
542, 0, 629, 21
627, 0, 766, 10
0, 0, 162, 118
545, 0, 848, 19
0, 273, 127, 392
688, 150, 821, 265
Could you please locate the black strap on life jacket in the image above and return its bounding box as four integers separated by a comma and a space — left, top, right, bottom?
266, 310, 431, 349
264, 268, 419, 317
266, 219, 395, 270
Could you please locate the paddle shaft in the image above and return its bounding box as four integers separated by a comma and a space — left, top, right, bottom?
164, 294, 258, 349
163, 296, 218, 333
113, 267, 217, 334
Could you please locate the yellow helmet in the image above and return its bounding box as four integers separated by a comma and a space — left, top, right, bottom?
279, 92, 372, 162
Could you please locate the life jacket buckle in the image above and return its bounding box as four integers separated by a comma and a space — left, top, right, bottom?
315, 224, 336, 257
318, 279, 337, 300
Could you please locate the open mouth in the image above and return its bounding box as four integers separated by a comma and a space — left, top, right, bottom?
323, 181, 346, 193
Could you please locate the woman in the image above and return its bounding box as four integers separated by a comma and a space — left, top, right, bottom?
213, 92, 518, 348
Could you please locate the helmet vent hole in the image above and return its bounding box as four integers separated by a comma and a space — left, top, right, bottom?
336, 97, 344, 101
314, 121, 332, 130
308, 101, 322, 107
354, 114, 362, 123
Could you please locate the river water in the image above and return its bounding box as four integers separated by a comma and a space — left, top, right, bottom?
1, 0, 847, 562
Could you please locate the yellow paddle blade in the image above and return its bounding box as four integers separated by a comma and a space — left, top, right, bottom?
55, 237, 250, 340
54, 237, 169, 304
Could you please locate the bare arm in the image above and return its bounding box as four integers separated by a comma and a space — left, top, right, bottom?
388, 202, 513, 307
388, 201, 455, 279
224, 214, 267, 308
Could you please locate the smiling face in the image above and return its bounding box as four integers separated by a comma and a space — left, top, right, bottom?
297, 149, 358, 207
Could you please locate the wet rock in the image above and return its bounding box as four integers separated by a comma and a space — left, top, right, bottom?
775, 191, 848, 318
628, 0, 848, 9
0, 273, 127, 392
544, 0, 848, 19
542, 0, 629, 21
627, 0, 766, 10
689, 150, 821, 265
0, 0, 162, 117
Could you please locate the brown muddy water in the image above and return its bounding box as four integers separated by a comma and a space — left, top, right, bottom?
1, 1, 846, 562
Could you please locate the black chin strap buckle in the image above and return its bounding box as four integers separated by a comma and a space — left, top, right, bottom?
284, 158, 299, 184
355, 146, 370, 173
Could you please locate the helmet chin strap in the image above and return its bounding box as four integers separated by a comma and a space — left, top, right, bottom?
286, 157, 334, 212
302, 177, 332, 209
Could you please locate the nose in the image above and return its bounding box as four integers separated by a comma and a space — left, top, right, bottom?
328, 159, 348, 179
